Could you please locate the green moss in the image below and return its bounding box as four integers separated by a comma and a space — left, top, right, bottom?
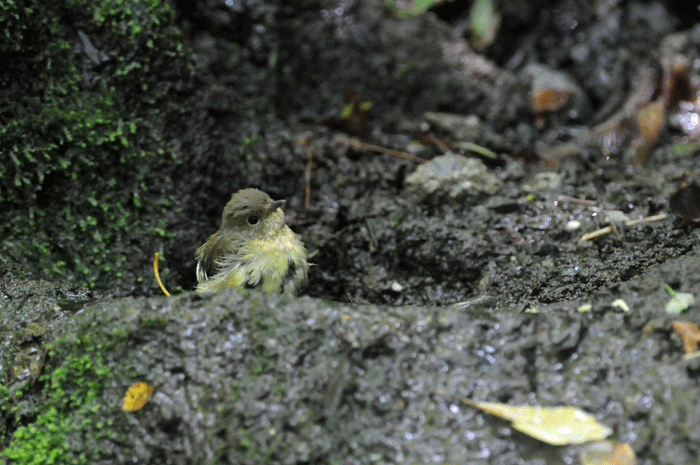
0, 384, 9, 442
2, 331, 123, 464
139, 315, 168, 329
0, 0, 193, 293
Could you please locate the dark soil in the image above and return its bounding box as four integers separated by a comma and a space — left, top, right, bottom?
3, 1, 700, 464
173, 0, 700, 310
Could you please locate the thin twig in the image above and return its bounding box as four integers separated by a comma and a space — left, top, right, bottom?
579, 225, 619, 242
556, 195, 598, 206
14, 293, 31, 313
624, 213, 668, 226
578, 213, 669, 242
305, 147, 313, 210
340, 136, 428, 164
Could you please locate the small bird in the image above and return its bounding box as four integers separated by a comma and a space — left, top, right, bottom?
195, 188, 308, 294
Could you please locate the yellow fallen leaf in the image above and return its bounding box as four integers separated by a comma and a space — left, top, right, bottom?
122, 381, 155, 412
581, 440, 636, 465
462, 398, 612, 445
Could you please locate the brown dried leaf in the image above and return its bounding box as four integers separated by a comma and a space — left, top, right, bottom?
631, 99, 665, 164
671, 320, 700, 354
531, 88, 572, 114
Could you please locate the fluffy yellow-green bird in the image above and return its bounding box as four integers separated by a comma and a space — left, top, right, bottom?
195, 188, 308, 294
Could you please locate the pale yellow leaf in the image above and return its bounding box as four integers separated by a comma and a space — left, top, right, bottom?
581, 440, 636, 465
463, 399, 612, 445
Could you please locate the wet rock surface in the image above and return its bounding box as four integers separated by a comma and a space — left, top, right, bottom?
3, 0, 700, 464
3, 250, 700, 464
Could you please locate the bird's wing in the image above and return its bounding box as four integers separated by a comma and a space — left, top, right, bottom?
195, 234, 235, 282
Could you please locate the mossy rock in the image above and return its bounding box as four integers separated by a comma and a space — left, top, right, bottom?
0, 0, 194, 294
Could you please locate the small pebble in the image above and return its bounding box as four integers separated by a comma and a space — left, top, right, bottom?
566, 220, 581, 231
390, 281, 404, 292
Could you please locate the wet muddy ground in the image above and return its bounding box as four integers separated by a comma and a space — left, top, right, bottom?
3, 1, 700, 464
172, 1, 700, 310
165, 2, 700, 463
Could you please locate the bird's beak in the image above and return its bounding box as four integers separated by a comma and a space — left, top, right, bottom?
269, 199, 286, 212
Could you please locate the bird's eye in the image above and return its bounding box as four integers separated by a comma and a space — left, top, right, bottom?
247, 215, 259, 225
